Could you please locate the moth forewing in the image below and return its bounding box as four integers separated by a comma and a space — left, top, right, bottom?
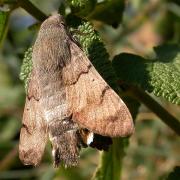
19, 72, 48, 166
65, 42, 134, 137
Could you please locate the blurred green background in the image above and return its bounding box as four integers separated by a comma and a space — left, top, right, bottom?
0, 0, 180, 179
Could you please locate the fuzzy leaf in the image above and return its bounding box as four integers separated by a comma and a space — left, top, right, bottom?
67, 0, 97, 16
19, 47, 33, 92
112, 44, 180, 105
67, 0, 125, 27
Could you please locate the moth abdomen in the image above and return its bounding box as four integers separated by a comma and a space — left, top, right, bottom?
48, 118, 80, 167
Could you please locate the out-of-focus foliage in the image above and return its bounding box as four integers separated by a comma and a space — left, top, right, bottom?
0, 0, 180, 180
0, 10, 9, 46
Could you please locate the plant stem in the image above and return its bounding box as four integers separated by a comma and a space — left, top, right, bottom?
92, 138, 126, 180
17, 0, 47, 21
127, 86, 180, 135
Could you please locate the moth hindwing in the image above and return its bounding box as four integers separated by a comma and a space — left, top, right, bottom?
19, 14, 134, 167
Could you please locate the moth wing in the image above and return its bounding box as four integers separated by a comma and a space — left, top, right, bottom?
19, 70, 48, 166
64, 42, 134, 137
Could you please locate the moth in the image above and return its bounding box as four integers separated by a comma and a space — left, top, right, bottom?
19, 14, 134, 167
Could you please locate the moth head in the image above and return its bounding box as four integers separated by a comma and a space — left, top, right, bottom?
40, 13, 66, 30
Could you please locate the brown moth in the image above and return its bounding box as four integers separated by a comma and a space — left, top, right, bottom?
19, 14, 134, 167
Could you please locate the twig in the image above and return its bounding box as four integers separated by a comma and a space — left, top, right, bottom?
17, 0, 47, 21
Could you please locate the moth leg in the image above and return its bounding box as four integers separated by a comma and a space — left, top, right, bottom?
77, 129, 94, 147
89, 134, 112, 151
77, 129, 112, 151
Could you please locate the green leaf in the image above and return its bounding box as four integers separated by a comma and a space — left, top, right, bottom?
113, 53, 152, 90
67, 0, 125, 27
67, 0, 97, 17
112, 44, 180, 105
0, 9, 10, 46
19, 47, 33, 92
88, 0, 125, 27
